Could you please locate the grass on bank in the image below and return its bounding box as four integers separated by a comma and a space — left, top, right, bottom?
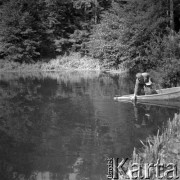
0, 53, 101, 72
130, 113, 180, 179
0, 53, 129, 73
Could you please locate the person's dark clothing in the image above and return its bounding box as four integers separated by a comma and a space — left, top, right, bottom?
134, 73, 157, 95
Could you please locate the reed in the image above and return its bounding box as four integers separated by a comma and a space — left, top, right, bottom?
132, 113, 180, 179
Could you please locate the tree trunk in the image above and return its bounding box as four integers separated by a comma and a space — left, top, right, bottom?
94, 0, 98, 24
169, 0, 175, 59
170, 0, 174, 35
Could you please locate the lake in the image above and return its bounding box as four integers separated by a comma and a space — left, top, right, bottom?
0, 71, 179, 180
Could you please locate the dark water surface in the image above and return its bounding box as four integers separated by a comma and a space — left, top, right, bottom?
0, 71, 179, 180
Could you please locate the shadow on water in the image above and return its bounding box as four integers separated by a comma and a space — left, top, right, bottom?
0, 71, 179, 180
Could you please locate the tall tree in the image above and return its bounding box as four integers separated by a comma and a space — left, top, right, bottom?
88, 0, 170, 70
0, 0, 52, 62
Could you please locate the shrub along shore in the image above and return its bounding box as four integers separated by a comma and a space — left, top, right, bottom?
0, 54, 100, 72
0, 53, 129, 73
130, 113, 180, 180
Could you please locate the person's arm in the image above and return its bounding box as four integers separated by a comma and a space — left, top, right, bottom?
131, 79, 139, 101
134, 78, 139, 96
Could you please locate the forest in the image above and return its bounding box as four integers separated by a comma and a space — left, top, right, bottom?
0, 0, 180, 84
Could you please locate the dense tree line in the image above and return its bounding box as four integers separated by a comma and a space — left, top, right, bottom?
0, 0, 180, 78
0, 0, 111, 62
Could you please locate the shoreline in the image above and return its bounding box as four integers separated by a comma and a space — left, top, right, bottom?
0, 67, 128, 74
0, 55, 128, 74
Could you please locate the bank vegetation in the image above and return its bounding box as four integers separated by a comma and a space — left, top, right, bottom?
131, 113, 180, 179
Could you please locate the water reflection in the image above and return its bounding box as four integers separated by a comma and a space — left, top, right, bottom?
0, 71, 179, 180
133, 103, 179, 129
